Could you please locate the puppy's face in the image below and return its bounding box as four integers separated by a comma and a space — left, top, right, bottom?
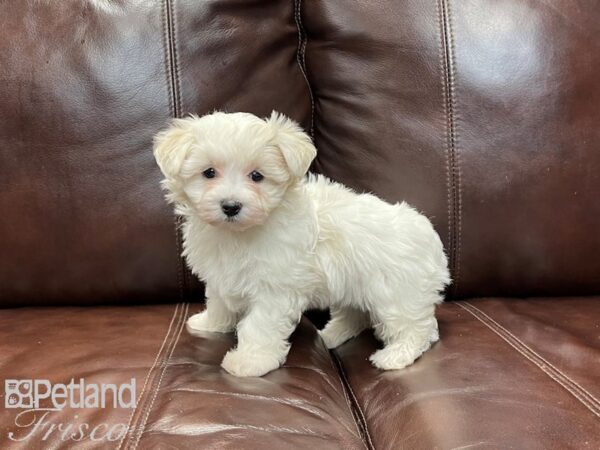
179, 133, 290, 230
154, 112, 316, 231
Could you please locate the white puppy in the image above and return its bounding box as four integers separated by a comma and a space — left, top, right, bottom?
154, 111, 450, 377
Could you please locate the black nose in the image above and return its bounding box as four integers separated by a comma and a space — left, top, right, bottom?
221, 201, 242, 217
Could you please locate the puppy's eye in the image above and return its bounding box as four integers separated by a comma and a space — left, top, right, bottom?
202, 168, 216, 179
250, 170, 264, 182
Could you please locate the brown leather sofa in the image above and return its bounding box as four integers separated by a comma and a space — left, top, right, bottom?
1, 1, 598, 449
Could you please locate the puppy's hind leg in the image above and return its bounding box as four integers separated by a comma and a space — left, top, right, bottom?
319, 307, 370, 349
369, 307, 439, 371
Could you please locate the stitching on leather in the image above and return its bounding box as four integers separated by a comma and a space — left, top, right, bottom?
460, 303, 600, 418
458, 302, 600, 418
438, 0, 462, 297
161, 0, 174, 129
331, 350, 374, 450
293, 0, 315, 137
128, 303, 189, 449
447, 0, 462, 298
171, 0, 183, 119
162, 0, 187, 299
436, 0, 453, 294
169, 0, 189, 296
162, 0, 184, 300
116, 304, 181, 450
130, 303, 188, 449
326, 350, 368, 448
461, 301, 600, 411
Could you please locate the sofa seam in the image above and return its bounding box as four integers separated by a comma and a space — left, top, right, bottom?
458, 301, 600, 418
170, 0, 190, 297
438, 0, 462, 298
128, 303, 189, 449
171, 0, 183, 119
116, 303, 182, 450
461, 301, 600, 411
293, 0, 315, 138
436, 0, 452, 287
320, 341, 367, 447
448, 0, 463, 299
159, 0, 183, 300
446, 0, 463, 298
331, 350, 374, 450
162, 0, 188, 300
160, 0, 174, 130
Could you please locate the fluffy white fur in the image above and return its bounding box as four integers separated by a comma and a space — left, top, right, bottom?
154, 111, 450, 377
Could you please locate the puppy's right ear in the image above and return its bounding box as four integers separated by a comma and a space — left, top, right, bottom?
153, 117, 197, 180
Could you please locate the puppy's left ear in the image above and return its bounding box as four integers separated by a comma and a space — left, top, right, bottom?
267, 111, 316, 178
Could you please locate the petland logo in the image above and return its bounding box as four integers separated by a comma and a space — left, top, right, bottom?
5, 378, 136, 410
4, 378, 136, 443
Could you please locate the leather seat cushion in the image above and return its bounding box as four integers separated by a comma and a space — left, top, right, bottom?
333, 297, 600, 449
2, 299, 598, 449
0, 304, 364, 449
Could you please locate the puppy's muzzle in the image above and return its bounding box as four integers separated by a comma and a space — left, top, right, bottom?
221, 201, 242, 217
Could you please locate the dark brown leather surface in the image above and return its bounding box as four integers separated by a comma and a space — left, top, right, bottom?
450, 1, 600, 298
0, 304, 364, 449
0, 303, 180, 449
334, 298, 600, 450
2, 300, 597, 448
302, 0, 600, 298
0, 1, 181, 306
133, 309, 364, 449
0, 0, 310, 306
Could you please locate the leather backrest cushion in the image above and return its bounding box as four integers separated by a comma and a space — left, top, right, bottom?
303, 0, 600, 298
0, 0, 310, 306
3, 0, 598, 305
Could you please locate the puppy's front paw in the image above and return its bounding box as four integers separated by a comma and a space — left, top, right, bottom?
221, 349, 281, 377
186, 312, 234, 334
